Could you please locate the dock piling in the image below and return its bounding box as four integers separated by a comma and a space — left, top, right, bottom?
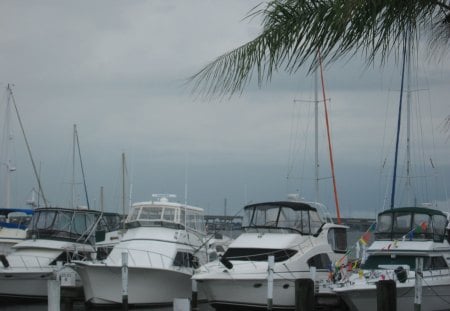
376, 279, 396, 311
122, 251, 129, 311
295, 278, 315, 311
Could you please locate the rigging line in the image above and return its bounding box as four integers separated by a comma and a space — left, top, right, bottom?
74, 125, 90, 210
8, 84, 48, 207
317, 50, 341, 224
390, 32, 408, 209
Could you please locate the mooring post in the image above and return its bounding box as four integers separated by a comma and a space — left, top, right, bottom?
48, 263, 61, 311
191, 278, 198, 311
376, 280, 396, 311
295, 278, 314, 311
414, 257, 423, 311
267, 255, 274, 310
122, 251, 129, 311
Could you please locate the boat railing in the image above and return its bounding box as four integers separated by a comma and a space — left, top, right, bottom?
3, 253, 55, 270
105, 246, 188, 270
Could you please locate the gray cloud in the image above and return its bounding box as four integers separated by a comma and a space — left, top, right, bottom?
0, 0, 448, 218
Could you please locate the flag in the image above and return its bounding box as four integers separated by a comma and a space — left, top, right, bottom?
359, 231, 371, 245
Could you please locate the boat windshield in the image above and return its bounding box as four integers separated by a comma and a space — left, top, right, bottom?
243, 203, 324, 235
126, 204, 205, 232
375, 208, 448, 242
26, 208, 101, 243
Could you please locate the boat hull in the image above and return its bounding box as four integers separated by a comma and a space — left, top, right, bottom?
198, 272, 334, 310
76, 264, 201, 307
336, 280, 450, 311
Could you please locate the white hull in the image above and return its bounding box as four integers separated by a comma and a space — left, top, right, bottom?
76, 263, 202, 306
337, 280, 450, 311
0, 272, 51, 299
0, 267, 82, 300
196, 268, 333, 309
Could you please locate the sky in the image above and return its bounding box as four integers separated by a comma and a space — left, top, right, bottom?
0, 1, 449, 219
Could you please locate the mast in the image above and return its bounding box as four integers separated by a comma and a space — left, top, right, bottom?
8, 84, 48, 206
75, 125, 90, 209
71, 124, 76, 208
405, 37, 412, 205
318, 52, 341, 223
122, 152, 126, 229
390, 33, 409, 209
314, 64, 319, 203
3, 85, 14, 209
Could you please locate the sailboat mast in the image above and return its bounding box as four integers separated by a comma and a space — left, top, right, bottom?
8, 84, 48, 206
314, 65, 319, 203
390, 33, 409, 209
4, 85, 13, 209
317, 52, 341, 223
122, 152, 126, 229
405, 38, 412, 205
71, 124, 76, 209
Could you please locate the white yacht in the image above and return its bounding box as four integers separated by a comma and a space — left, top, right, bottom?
73, 194, 208, 307
333, 206, 450, 311
193, 200, 348, 310
0, 207, 121, 301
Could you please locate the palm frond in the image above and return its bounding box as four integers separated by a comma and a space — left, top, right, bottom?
188, 0, 450, 97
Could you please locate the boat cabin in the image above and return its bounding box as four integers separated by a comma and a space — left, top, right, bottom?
126, 199, 205, 233
243, 201, 324, 235
375, 207, 448, 242
26, 207, 114, 244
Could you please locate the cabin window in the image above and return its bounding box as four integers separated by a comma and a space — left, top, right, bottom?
173, 252, 199, 268
310, 211, 323, 235
162, 208, 176, 222
377, 214, 392, 233
35, 211, 57, 229
128, 207, 140, 222
393, 213, 411, 234
140, 207, 163, 220
222, 248, 297, 262
180, 209, 185, 226
431, 256, 448, 269
307, 253, 331, 270
432, 215, 447, 241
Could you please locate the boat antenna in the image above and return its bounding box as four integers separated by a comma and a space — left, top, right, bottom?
390, 32, 409, 209
318, 51, 341, 224
74, 124, 90, 209
8, 84, 48, 206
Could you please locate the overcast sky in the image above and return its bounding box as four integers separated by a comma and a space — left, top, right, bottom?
0, 1, 449, 219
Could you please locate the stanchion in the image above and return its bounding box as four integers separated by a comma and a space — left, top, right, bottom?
267, 255, 274, 310
414, 257, 423, 311
48, 278, 61, 311
122, 251, 129, 311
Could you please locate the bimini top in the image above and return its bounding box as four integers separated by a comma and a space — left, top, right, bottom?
243, 201, 324, 235
26, 207, 107, 244
376, 206, 448, 242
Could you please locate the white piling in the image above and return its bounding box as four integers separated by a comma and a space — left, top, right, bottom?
267, 255, 274, 310
122, 251, 129, 311
47, 278, 61, 311
414, 257, 423, 311
310, 266, 318, 293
